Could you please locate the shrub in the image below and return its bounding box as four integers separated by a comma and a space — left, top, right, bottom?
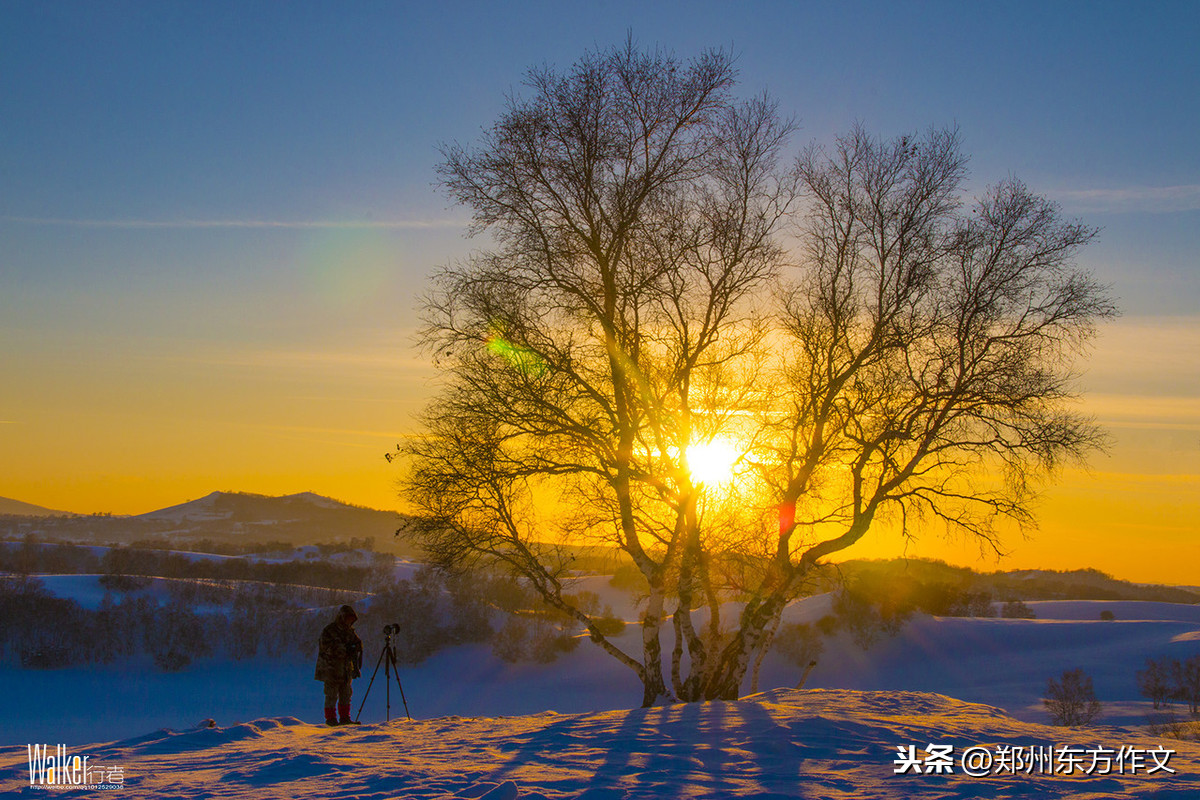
1171, 655, 1200, 715
491, 616, 531, 663
532, 630, 579, 663
832, 589, 884, 649
965, 592, 997, 618
945, 590, 995, 617
608, 562, 649, 594
491, 615, 577, 663
831, 585, 911, 650
912, 582, 961, 616
1134, 656, 1200, 715
148, 602, 212, 672
592, 614, 626, 637
1001, 600, 1037, 619
1044, 667, 1103, 726
1138, 658, 1174, 709
773, 622, 824, 669
565, 590, 601, 615
365, 575, 443, 664
1145, 710, 1200, 741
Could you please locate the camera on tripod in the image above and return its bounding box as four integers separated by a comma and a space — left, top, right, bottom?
358, 621, 411, 722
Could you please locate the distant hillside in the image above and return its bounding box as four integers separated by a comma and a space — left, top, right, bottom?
0, 497, 70, 517
0, 491, 411, 550
987, 567, 1200, 604
829, 558, 1200, 604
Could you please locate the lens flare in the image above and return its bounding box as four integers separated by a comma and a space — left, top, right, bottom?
486, 329, 546, 376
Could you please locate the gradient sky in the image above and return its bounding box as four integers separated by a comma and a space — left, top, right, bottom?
2, 1, 1197, 583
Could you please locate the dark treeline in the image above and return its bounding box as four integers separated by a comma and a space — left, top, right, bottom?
0, 539, 102, 575
0, 570, 490, 672
0, 575, 324, 671
0, 548, 602, 672
821, 560, 1200, 605
0, 538, 394, 591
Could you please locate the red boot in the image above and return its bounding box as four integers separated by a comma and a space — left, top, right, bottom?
338, 703, 359, 725
324, 706, 338, 726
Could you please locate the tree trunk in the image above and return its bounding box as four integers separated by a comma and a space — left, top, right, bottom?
702, 591, 789, 700
639, 584, 669, 706
794, 660, 817, 690
749, 605, 784, 694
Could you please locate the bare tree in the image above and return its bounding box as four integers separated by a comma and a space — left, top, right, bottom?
1044, 667, 1103, 726
700, 126, 1115, 700
1138, 657, 1173, 709
400, 42, 1115, 705
401, 40, 794, 706
1173, 655, 1200, 715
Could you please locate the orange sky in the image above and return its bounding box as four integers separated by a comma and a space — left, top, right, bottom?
3, 316, 1197, 586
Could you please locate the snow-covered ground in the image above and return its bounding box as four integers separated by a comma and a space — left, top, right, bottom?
3, 689, 1196, 798
2, 573, 1197, 797
5, 599, 1196, 742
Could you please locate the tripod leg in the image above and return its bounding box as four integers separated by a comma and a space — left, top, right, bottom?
384, 647, 392, 722
387, 646, 412, 720
354, 645, 388, 723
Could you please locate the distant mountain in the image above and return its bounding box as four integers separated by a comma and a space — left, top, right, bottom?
0, 491, 408, 548
0, 497, 70, 517
137, 490, 363, 523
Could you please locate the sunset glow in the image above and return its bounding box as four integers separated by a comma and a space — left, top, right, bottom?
1, 4, 1196, 587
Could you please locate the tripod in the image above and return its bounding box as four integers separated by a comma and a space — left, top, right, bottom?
355, 624, 411, 722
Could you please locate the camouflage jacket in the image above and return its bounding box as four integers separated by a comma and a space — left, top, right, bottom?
314, 619, 362, 683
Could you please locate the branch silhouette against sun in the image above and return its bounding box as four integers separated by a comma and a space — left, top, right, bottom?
395, 41, 1116, 706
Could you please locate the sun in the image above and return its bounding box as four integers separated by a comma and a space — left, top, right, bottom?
685, 438, 740, 486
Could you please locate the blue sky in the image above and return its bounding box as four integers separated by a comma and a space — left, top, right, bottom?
4, 2, 1197, 314
1, 1, 1197, 581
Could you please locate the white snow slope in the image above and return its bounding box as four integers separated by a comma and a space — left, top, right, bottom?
3, 689, 1196, 798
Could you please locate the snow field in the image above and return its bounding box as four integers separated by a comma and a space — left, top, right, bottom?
5, 554, 1199, 798
4, 690, 1196, 799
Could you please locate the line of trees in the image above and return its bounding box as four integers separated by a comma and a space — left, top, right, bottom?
1042, 659, 1200, 731
398, 40, 1116, 705
0, 575, 326, 671
0, 539, 394, 592
1139, 656, 1200, 714
0, 567, 598, 672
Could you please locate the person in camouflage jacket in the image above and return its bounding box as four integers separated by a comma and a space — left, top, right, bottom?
315, 605, 362, 725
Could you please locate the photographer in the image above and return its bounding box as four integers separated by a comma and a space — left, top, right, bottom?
314, 604, 362, 726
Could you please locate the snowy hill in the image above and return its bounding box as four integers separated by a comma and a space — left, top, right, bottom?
2, 689, 1195, 798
